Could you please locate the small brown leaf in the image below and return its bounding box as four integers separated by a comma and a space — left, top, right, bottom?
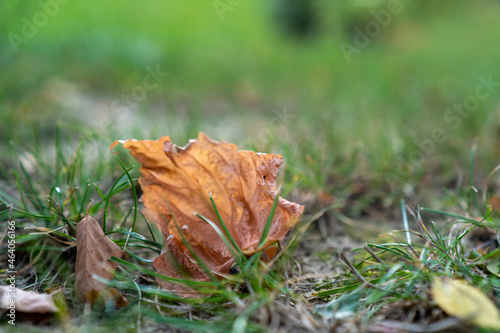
74, 214, 124, 304
113, 133, 304, 293
0, 286, 58, 313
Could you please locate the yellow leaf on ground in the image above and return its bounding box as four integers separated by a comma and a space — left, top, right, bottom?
432, 277, 500, 330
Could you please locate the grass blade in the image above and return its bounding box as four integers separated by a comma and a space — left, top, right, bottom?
258, 191, 280, 250
110, 256, 214, 288
195, 213, 245, 268
114, 155, 139, 233
102, 164, 133, 231
208, 193, 246, 262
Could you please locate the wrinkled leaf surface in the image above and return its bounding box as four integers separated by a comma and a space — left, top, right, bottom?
113, 133, 304, 290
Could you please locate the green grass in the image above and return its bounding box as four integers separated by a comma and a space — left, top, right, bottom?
1, 133, 499, 331
0, 134, 320, 331
2, 0, 500, 331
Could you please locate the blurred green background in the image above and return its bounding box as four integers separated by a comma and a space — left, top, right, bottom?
1, 0, 500, 208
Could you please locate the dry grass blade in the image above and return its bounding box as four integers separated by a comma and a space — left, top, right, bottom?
338, 250, 374, 288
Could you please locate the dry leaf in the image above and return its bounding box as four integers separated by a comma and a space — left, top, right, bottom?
0, 286, 58, 314
75, 214, 124, 304
432, 277, 500, 329
112, 133, 304, 291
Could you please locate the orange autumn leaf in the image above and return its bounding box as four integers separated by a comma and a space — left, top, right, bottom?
112, 133, 304, 291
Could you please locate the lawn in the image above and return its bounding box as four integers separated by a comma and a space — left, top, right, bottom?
1, 1, 500, 332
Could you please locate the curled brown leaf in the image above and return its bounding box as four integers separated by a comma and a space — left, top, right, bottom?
112, 132, 304, 292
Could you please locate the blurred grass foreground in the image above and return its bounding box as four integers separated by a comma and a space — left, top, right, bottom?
1, 0, 500, 206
